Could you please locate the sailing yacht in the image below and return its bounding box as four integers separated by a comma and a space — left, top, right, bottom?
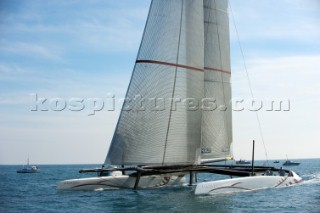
58, 0, 302, 194
17, 158, 39, 173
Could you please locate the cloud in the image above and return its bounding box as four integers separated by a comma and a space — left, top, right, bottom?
1, 1, 149, 54
0, 64, 26, 74
0, 62, 130, 112
0, 110, 120, 164
0, 40, 64, 62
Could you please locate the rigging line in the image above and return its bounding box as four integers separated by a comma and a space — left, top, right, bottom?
229, 3, 269, 164
162, 0, 184, 165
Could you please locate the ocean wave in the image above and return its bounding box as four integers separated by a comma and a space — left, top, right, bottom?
301, 172, 320, 185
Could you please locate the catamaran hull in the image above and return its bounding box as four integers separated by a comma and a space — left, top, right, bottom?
195, 171, 302, 195
57, 174, 186, 191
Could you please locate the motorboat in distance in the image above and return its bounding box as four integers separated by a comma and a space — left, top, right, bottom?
283, 160, 300, 166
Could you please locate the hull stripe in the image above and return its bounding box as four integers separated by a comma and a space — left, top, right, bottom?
208, 182, 252, 193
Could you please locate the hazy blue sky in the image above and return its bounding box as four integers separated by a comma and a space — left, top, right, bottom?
0, 0, 319, 164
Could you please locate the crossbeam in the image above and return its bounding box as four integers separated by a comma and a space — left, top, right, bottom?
79, 164, 289, 178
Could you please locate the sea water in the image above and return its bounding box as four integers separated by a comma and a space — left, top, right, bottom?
0, 159, 319, 213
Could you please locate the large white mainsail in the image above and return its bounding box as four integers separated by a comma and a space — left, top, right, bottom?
106, 0, 232, 166
106, 0, 205, 166
201, 0, 233, 162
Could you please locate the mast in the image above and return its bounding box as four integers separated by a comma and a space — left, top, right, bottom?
251, 140, 255, 175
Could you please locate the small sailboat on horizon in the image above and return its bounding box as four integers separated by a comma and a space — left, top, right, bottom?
17, 158, 39, 173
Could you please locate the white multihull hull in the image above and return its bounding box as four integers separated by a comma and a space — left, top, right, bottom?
57, 174, 186, 191
195, 171, 303, 195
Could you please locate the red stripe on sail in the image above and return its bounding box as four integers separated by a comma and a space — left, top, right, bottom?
136, 60, 231, 75
205, 67, 231, 74
136, 60, 203, 72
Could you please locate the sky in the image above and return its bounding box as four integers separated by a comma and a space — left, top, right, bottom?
0, 0, 319, 165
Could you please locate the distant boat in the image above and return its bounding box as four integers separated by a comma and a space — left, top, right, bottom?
283, 160, 300, 166
273, 160, 280, 163
236, 159, 251, 165
17, 158, 39, 173
282, 155, 300, 166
